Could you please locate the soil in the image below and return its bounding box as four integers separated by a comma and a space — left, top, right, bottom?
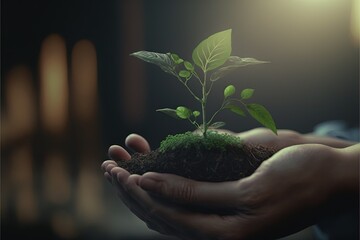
116, 144, 274, 182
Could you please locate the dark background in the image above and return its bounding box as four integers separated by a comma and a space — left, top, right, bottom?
1, 0, 359, 239
3, 0, 359, 146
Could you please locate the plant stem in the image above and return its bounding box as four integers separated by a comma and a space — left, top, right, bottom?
193, 71, 203, 85
202, 72, 207, 138
176, 76, 201, 103
206, 80, 214, 96
229, 98, 246, 106
207, 99, 228, 126
188, 118, 200, 129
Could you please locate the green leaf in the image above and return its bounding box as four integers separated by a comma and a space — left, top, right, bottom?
184, 61, 194, 71
224, 85, 236, 98
225, 104, 246, 116
246, 104, 277, 134
192, 29, 232, 72
156, 108, 181, 119
192, 111, 200, 117
176, 106, 192, 119
210, 56, 269, 81
179, 70, 191, 78
131, 51, 177, 76
209, 121, 226, 129
241, 89, 254, 99
171, 53, 184, 64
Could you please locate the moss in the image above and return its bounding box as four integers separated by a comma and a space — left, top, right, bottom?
159, 131, 243, 153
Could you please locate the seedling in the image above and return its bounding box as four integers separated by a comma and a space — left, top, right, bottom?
131, 29, 277, 137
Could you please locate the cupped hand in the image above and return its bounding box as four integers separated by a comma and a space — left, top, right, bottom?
138, 144, 345, 239
102, 133, 149, 187
102, 136, 344, 239
102, 133, 185, 236
101, 131, 357, 239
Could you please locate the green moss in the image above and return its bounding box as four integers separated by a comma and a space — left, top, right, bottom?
159, 131, 242, 153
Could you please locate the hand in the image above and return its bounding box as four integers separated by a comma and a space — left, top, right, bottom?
193, 127, 303, 151
101, 133, 358, 240
141, 145, 343, 239
236, 128, 302, 149
102, 133, 150, 184
102, 134, 180, 235
235, 128, 354, 150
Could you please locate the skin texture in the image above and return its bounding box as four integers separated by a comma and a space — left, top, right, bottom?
101, 129, 359, 240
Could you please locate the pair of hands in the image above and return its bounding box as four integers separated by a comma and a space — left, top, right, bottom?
101, 128, 356, 240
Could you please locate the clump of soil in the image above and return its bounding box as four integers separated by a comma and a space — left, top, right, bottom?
117, 132, 275, 182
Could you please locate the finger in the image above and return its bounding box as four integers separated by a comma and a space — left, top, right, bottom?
104, 172, 113, 184
237, 128, 300, 150
125, 175, 188, 238
101, 160, 117, 172
109, 168, 167, 226
139, 172, 240, 208
125, 133, 151, 153
105, 163, 118, 173
146, 222, 173, 236
108, 145, 131, 161
113, 171, 176, 236
127, 174, 244, 239
237, 128, 274, 144
110, 168, 152, 223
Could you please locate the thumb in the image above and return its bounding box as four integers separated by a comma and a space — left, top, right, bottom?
125, 133, 151, 153
139, 172, 240, 208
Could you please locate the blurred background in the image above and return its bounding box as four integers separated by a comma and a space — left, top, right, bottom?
1, 0, 359, 239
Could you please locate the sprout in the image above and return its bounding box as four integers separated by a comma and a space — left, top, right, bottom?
131, 29, 277, 137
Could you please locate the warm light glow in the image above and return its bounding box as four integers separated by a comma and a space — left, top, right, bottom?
39, 34, 69, 134
75, 164, 104, 224
2, 66, 36, 144
43, 153, 71, 204
9, 144, 38, 223
351, 0, 360, 45
16, 187, 38, 223
71, 40, 98, 122
71, 40, 103, 224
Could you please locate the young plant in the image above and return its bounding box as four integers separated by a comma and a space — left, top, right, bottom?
131, 29, 277, 137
